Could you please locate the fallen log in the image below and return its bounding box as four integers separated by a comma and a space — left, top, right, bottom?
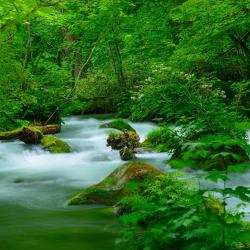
0, 124, 60, 141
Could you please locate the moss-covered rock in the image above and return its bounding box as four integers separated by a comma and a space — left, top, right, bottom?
40, 135, 71, 153
107, 130, 140, 151
69, 162, 162, 206
19, 127, 43, 144
119, 147, 136, 161
100, 119, 136, 132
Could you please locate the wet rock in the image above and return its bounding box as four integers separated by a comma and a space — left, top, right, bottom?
40, 135, 71, 153
100, 119, 136, 132
107, 131, 140, 151
69, 162, 162, 206
119, 147, 136, 161
19, 127, 43, 144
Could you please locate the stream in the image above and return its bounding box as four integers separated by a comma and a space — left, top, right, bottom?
0, 115, 249, 250
0, 115, 169, 250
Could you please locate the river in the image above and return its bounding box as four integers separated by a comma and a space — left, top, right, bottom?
0, 115, 169, 250
0, 115, 249, 250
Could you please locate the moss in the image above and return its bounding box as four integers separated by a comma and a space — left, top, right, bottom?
100, 119, 136, 132
0, 128, 22, 140
107, 130, 140, 151
69, 162, 162, 206
40, 135, 71, 153
0, 125, 58, 143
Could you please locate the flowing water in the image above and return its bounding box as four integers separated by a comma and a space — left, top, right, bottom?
0, 115, 170, 250
0, 115, 249, 250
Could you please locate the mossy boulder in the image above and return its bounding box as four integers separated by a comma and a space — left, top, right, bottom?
40, 135, 71, 153
69, 162, 162, 206
107, 131, 140, 151
19, 127, 43, 144
100, 119, 136, 132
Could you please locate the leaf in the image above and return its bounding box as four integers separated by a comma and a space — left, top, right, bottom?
205, 170, 229, 182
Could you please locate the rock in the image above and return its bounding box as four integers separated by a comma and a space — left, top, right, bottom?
40, 135, 71, 153
19, 127, 43, 144
69, 162, 162, 206
120, 147, 136, 161
107, 131, 140, 151
35, 124, 61, 135
100, 119, 136, 132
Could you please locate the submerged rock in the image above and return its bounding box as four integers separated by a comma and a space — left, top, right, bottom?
40, 135, 71, 153
69, 162, 162, 206
19, 127, 43, 144
100, 118, 136, 132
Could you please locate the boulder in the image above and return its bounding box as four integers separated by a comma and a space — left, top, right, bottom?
100, 119, 136, 132
107, 131, 140, 151
40, 135, 71, 153
69, 162, 162, 206
119, 147, 136, 161
19, 127, 43, 144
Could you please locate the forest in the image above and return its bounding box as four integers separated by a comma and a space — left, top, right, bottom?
0, 0, 250, 249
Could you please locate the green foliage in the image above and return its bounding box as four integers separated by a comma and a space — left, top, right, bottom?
170, 134, 250, 170
117, 173, 250, 250
0, 1, 250, 248
232, 81, 250, 117
145, 127, 180, 152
